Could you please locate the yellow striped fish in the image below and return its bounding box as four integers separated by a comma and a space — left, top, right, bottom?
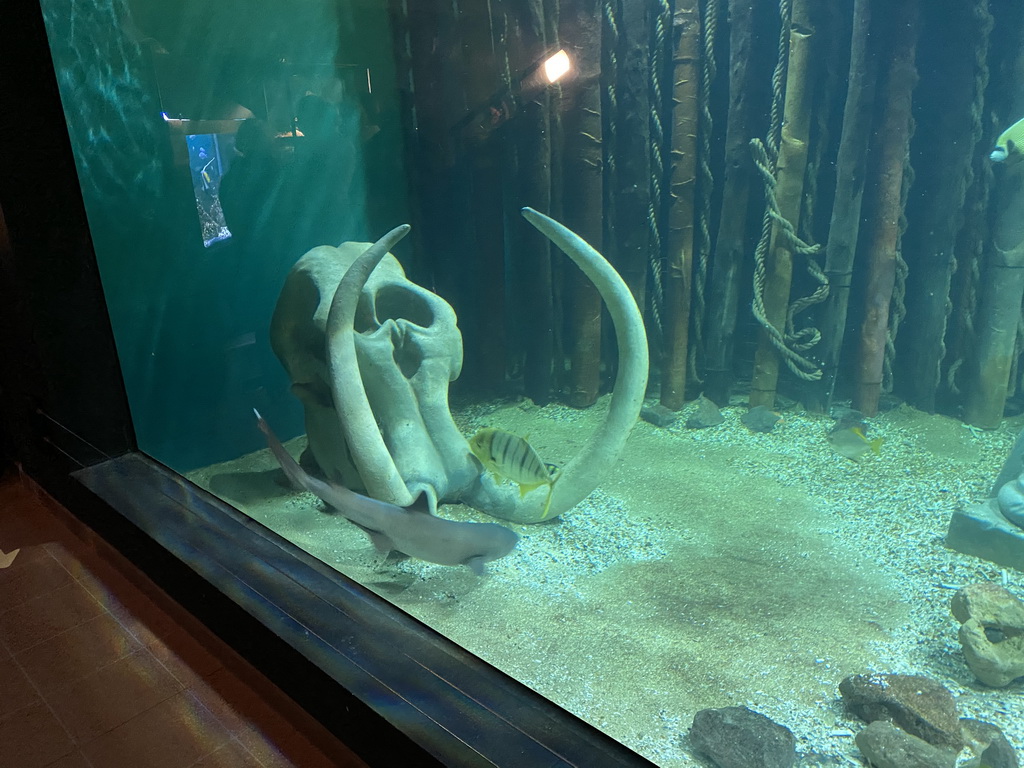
468, 428, 558, 519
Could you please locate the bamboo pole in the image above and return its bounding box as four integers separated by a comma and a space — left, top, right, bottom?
560, 0, 604, 407
806, 0, 876, 412
660, 0, 700, 411
897, 1, 988, 413
748, 0, 815, 409
703, 0, 759, 406
854, 0, 919, 417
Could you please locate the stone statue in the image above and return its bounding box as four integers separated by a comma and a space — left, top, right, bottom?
946, 428, 1024, 570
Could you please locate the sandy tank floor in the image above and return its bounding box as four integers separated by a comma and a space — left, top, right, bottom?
189, 397, 1024, 767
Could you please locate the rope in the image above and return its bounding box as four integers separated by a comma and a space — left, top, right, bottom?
647, 0, 673, 338
766, 0, 790, 160
688, 0, 718, 383
749, 138, 826, 380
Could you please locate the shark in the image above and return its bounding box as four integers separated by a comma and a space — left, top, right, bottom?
254, 410, 519, 574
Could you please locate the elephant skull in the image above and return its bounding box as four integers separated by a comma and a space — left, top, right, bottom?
270, 210, 648, 523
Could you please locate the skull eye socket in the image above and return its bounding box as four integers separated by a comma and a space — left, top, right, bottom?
370, 284, 435, 329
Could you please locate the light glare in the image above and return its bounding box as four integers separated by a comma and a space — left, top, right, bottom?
543, 50, 571, 83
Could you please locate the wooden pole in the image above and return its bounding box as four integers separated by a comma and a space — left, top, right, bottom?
807, 0, 876, 412
965, 14, 1024, 431
559, 0, 604, 407
748, 0, 815, 408
613, 0, 651, 311
457, 2, 507, 392
897, 1, 989, 413
854, 0, 919, 417
401, 0, 450, 294
660, 0, 700, 411
703, 0, 759, 406
513, 0, 555, 404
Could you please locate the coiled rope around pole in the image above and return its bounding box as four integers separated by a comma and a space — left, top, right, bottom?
749, 138, 827, 380
747, 0, 826, 383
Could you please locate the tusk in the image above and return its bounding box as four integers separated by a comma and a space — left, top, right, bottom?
463, 209, 649, 523
325, 225, 416, 507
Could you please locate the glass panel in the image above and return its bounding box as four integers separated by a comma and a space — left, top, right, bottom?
38, 0, 1024, 765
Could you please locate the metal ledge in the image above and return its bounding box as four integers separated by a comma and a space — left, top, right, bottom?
74, 452, 653, 768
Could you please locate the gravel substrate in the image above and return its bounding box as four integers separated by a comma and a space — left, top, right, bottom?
456, 396, 1024, 765
190, 396, 1024, 767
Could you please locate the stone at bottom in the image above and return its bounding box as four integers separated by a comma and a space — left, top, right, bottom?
854, 721, 956, 768
688, 706, 795, 768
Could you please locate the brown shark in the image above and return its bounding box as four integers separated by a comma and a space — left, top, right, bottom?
254, 410, 518, 574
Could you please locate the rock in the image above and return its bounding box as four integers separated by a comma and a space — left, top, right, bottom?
854, 720, 956, 768
957, 620, 1024, 687
688, 706, 795, 768
641, 403, 679, 428
838, 674, 963, 752
950, 584, 1024, 687
960, 718, 1019, 768
686, 395, 724, 429
740, 405, 783, 433
951, 582, 1024, 626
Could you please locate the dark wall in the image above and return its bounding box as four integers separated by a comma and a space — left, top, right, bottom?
0, 0, 135, 485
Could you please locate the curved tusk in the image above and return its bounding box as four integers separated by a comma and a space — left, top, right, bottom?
325, 224, 416, 507
463, 208, 649, 523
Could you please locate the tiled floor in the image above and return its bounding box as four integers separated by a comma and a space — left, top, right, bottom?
0, 469, 369, 768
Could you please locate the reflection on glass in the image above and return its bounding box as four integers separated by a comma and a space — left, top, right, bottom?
184, 130, 235, 247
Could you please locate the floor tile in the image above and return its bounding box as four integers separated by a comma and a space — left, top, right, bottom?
0, 700, 75, 768
47, 646, 184, 743
81, 691, 232, 768
0, 654, 40, 719
191, 667, 365, 768
0, 489, 71, 545
0, 580, 105, 654
41, 750, 91, 768
190, 738, 263, 768
1, 473, 368, 768
0, 544, 73, 610
149, 631, 224, 692
239, 726, 343, 768
16, 610, 140, 694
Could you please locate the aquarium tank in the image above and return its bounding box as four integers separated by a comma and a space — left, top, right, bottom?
37, 0, 1024, 764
